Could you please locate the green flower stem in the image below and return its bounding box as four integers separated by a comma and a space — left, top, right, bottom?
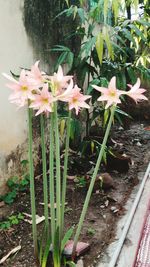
72, 106, 116, 258
28, 108, 38, 258
49, 113, 55, 246
54, 104, 61, 239
61, 111, 71, 236
40, 114, 49, 232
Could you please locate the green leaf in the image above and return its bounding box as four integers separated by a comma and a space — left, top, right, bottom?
41, 237, 51, 267
127, 67, 137, 84
133, 0, 138, 13
103, 109, 110, 127
66, 261, 76, 267
55, 52, 68, 70
65, 0, 69, 7
112, 0, 119, 24
96, 32, 104, 64
66, 52, 74, 71
53, 227, 60, 267
2, 190, 17, 204
81, 37, 96, 57
7, 176, 19, 188
104, 30, 114, 60
77, 8, 85, 23
18, 213, 24, 220
61, 227, 74, 253
104, 0, 109, 23
20, 159, 29, 167
115, 108, 132, 119
112, 41, 127, 56
51, 45, 70, 52
122, 28, 136, 47
129, 24, 147, 42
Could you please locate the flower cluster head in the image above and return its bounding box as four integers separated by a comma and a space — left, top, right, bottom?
2, 61, 148, 115
126, 78, 148, 103
3, 62, 91, 116
92, 76, 148, 109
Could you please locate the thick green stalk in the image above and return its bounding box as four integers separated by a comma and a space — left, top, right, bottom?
72, 106, 116, 257
49, 113, 55, 246
54, 104, 61, 239
61, 111, 71, 236
28, 108, 38, 258
40, 114, 49, 232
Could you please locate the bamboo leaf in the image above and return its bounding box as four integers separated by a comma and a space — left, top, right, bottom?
77, 8, 85, 23
55, 52, 68, 70
127, 67, 137, 83
129, 24, 147, 42
122, 28, 136, 47
133, 0, 139, 13
96, 32, 104, 64
66, 52, 74, 70
51, 45, 71, 52
104, 0, 109, 23
65, 0, 69, 7
73, 6, 78, 20
104, 30, 114, 60
112, 0, 119, 24
81, 37, 96, 57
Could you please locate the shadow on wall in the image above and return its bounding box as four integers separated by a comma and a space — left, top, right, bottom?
23, 0, 80, 70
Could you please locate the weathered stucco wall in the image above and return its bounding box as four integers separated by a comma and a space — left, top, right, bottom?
0, 0, 36, 193
0, 0, 81, 194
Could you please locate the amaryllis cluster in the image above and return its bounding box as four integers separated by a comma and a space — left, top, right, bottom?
3, 61, 148, 114
3, 62, 91, 116
92, 76, 148, 109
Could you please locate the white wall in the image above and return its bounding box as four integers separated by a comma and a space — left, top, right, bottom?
0, 0, 36, 192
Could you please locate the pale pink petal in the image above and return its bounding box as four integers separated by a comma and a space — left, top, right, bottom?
2, 73, 19, 84
130, 78, 141, 92
108, 76, 116, 91
92, 85, 108, 93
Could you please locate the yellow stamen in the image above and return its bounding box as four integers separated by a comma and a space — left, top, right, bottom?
42, 98, 49, 104
21, 85, 28, 91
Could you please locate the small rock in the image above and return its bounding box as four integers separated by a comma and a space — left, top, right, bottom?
136, 141, 142, 146
76, 259, 84, 267
110, 206, 119, 213
99, 173, 114, 190
104, 200, 109, 207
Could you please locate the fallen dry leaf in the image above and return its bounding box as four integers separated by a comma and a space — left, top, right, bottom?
23, 213, 46, 225
0, 245, 21, 264
39, 202, 67, 208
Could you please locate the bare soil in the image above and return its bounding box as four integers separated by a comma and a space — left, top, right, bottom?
1, 121, 150, 267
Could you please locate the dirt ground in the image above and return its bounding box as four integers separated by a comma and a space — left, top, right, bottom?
0, 121, 150, 267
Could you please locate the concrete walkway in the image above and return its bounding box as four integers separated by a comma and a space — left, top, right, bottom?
97, 165, 150, 267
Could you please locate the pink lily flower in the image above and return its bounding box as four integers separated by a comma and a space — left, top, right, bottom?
30, 83, 55, 116
59, 82, 91, 115
92, 76, 124, 109
126, 78, 148, 103
48, 65, 73, 95
3, 69, 37, 107
27, 60, 46, 87
56, 79, 74, 102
